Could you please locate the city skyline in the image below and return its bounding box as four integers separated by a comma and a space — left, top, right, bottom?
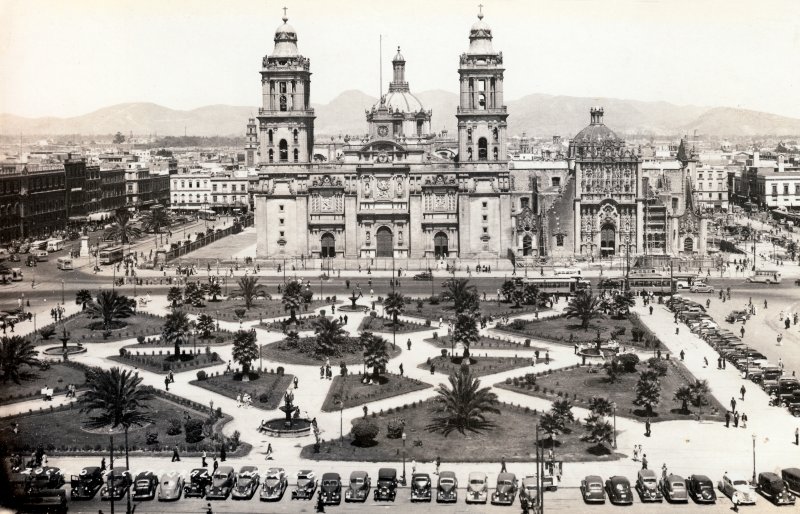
1, 0, 799, 120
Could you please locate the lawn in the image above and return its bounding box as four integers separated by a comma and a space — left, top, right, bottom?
260, 336, 402, 366
494, 312, 664, 350
125, 328, 235, 348
301, 400, 623, 463
109, 348, 222, 375
419, 355, 535, 378
496, 360, 725, 422
190, 371, 294, 410
357, 315, 432, 334
405, 298, 547, 323
425, 334, 544, 351
36, 311, 166, 345
184, 298, 329, 322
320, 373, 431, 412
0, 362, 89, 405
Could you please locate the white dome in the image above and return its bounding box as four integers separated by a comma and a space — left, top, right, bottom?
382, 91, 424, 113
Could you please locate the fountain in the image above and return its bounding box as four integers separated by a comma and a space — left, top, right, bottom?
260, 389, 312, 438
577, 330, 619, 363
340, 290, 368, 312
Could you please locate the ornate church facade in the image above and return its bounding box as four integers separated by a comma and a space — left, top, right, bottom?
252, 11, 706, 264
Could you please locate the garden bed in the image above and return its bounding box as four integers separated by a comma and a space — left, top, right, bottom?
190, 371, 294, 410
35, 311, 166, 345
419, 355, 535, 378
425, 334, 544, 351
301, 400, 623, 463
184, 298, 329, 322
124, 329, 235, 348
320, 373, 431, 412
109, 349, 223, 375
260, 336, 402, 366
0, 362, 90, 406
406, 299, 548, 323
357, 315, 431, 334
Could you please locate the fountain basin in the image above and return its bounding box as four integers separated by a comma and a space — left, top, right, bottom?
260, 418, 312, 438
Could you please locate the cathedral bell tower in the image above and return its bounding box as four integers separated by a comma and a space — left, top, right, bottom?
257, 10, 315, 166
456, 8, 508, 163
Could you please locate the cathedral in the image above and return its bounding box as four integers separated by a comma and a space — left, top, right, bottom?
252, 10, 706, 266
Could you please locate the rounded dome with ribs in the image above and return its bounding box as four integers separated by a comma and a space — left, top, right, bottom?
573, 107, 622, 144
272, 15, 299, 57
382, 90, 425, 113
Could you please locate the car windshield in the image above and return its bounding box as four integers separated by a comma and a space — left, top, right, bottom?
213, 473, 228, 480
643, 478, 656, 484
323, 480, 337, 487
266, 476, 280, 483
236, 476, 251, 486
499, 480, 513, 486
733, 480, 747, 486
589, 484, 602, 490
414, 478, 429, 486
616, 484, 626, 491
351, 478, 363, 485
162, 480, 173, 486
470, 479, 484, 485
441, 479, 454, 485
769, 479, 785, 491
135, 480, 150, 487
672, 482, 685, 489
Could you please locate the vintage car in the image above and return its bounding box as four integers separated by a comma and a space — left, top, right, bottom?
320, 472, 341, 505
413, 272, 433, 281
231, 466, 260, 500
660, 474, 688, 503
100, 467, 132, 501
156, 471, 183, 501
491, 472, 518, 505
184, 468, 212, 498
580, 475, 606, 503
344, 470, 371, 502
437, 471, 458, 503
12, 488, 68, 514
206, 466, 236, 500
519, 475, 539, 509
605, 476, 633, 505
410, 473, 432, 502
782, 468, 800, 497
690, 283, 715, 293
70, 466, 104, 500
131, 471, 158, 501
687, 474, 717, 504
718, 473, 757, 505
373, 468, 396, 502
757, 472, 796, 505
726, 310, 750, 323
25, 466, 66, 491
466, 471, 488, 504
636, 469, 663, 502
260, 467, 287, 501
291, 470, 317, 500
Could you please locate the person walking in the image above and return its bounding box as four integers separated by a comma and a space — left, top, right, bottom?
741, 412, 748, 429
171, 445, 180, 462
236, 393, 242, 408
795, 427, 799, 446
733, 411, 740, 428
500, 456, 507, 473
407, 338, 411, 351
213, 457, 219, 472
740, 385, 746, 401
265, 443, 273, 460
411, 459, 416, 475
435, 455, 441, 475
740, 326, 745, 338
725, 411, 731, 428
778, 333, 784, 346
164, 376, 170, 391
662, 463, 668, 480
680, 350, 685, 361
632, 445, 639, 461
732, 491, 740, 512
645, 418, 651, 437
399, 363, 404, 376
201, 450, 207, 467
641, 454, 648, 470
293, 376, 299, 389
730, 397, 737, 412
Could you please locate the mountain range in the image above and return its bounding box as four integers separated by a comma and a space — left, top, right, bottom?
3, 91, 800, 138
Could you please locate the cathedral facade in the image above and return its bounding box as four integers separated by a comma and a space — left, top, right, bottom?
252, 11, 706, 265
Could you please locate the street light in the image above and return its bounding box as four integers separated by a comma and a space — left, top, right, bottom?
61, 279, 64, 304
752, 433, 757, 484
401, 431, 407, 486
611, 402, 617, 449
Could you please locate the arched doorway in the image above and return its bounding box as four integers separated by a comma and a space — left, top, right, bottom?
434, 232, 449, 258
522, 235, 532, 256
478, 137, 488, 160
376, 227, 393, 257
321, 233, 335, 258
279, 140, 288, 162
684, 237, 694, 252
600, 223, 616, 257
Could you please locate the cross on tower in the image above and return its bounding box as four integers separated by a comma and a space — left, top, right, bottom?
282, 6, 288, 20
478, 4, 483, 18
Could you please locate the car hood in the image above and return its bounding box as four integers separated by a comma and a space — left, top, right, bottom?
264, 478, 282, 488
321, 483, 340, 492
496, 484, 514, 493
468, 484, 486, 492
211, 480, 230, 489
439, 482, 456, 492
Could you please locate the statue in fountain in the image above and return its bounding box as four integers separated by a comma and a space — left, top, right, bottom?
279, 390, 299, 427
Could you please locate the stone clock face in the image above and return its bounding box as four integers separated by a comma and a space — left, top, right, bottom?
378, 125, 389, 137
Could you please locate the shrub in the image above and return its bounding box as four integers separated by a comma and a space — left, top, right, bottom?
617, 353, 640, 373
276, 366, 284, 376
352, 419, 379, 446
118, 348, 128, 357
39, 326, 56, 340
510, 319, 526, 330
524, 339, 531, 347
184, 419, 204, 443
386, 417, 405, 439
425, 319, 431, 327
166, 417, 182, 436
646, 357, 669, 377
440, 349, 447, 357
428, 295, 440, 305
258, 392, 271, 403
369, 311, 377, 318
215, 336, 224, 345
432, 332, 438, 339
137, 335, 145, 344
196, 370, 208, 381
145, 431, 159, 445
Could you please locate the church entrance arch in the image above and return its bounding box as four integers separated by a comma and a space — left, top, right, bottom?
376, 227, 393, 257
684, 237, 694, 252
320, 233, 335, 258
600, 223, 616, 257
434, 232, 449, 258
522, 235, 533, 256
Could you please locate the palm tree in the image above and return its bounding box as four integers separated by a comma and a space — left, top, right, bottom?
75, 289, 93, 310
427, 367, 500, 436
207, 281, 222, 302
588, 396, 614, 417
564, 290, 605, 330
550, 399, 575, 427
383, 292, 405, 327
85, 291, 134, 331
138, 208, 173, 244
79, 367, 154, 471
633, 369, 661, 415
167, 287, 183, 307
361, 332, 389, 380
162, 309, 190, 357
282, 280, 304, 323
538, 412, 564, 446
452, 311, 479, 358
103, 208, 142, 246
440, 278, 478, 313
690, 379, 711, 411
674, 385, 694, 413
238, 276, 260, 310
232, 330, 258, 374
612, 291, 636, 318
0, 335, 40, 384
500, 280, 517, 303
312, 317, 346, 356
583, 413, 614, 449
196, 314, 215, 339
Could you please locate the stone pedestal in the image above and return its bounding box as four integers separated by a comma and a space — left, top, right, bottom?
79, 236, 90, 257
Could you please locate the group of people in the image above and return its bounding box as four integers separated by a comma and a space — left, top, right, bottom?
235, 393, 253, 408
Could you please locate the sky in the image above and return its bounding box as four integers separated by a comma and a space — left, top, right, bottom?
1, 0, 799, 119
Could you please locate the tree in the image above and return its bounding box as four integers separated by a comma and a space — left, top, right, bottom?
788, 241, 798, 261
383, 292, 405, 327
196, 314, 215, 339
427, 367, 500, 436
612, 291, 636, 318
39, 326, 56, 340
523, 283, 545, 306
605, 358, 622, 384
162, 309, 190, 357
232, 330, 258, 374
539, 412, 564, 445
187, 286, 205, 308
452, 311, 479, 358
79, 367, 153, 471
550, 399, 575, 428
86, 291, 134, 331
440, 278, 478, 313
167, 287, 183, 307
583, 413, 614, 448
138, 208, 173, 242
113, 132, 126, 144
237, 276, 260, 310
633, 369, 661, 415
75, 289, 93, 310
0, 335, 40, 384
565, 290, 605, 330
588, 396, 614, 417
103, 208, 142, 246
500, 280, 517, 303
312, 317, 346, 356
207, 281, 222, 302
361, 332, 389, 379
285, 330, 299, 347
281, 280, 304, 322
352, 419, 379, 446
690, 379, 711, 410
673, 385, 694, 413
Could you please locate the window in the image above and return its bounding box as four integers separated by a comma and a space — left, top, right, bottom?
268, 129, 273, 144
467, 127, 472, 143
795, 184, 800, 195
482, 215, 487, 221
279, 231, 284, 237
784, 184, 790, 195
268, 149, 274, 163
493, 147, 499, 160
293, 129, 298, 144
212, 184, 217, 192
279, 204, 284, 211
416, 120, 423, 136
279, 140, 288, 162
482, 227, 488, 234
482, 201, 487, 209
672, 198, 679, 210
279, 95, 287, 111
477, 79, 486, 110
279, 218, 284, 225
551, 177, 561, 187
293, 149, 299, 162
520, 198, 530, 209
478, 138, 488, 160
556, 234, 565, 247
212, 196, 217, 202
772, 184, 778, 196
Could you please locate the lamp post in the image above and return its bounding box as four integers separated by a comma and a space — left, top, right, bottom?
109, 430, 115, 514
401, 431, 407, 486
751, 433, 757, 484
337, 399, 344, 447
61, 279, 64, 304
611, 402, 617, 449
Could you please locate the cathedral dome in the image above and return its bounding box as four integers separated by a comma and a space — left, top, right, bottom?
272, 15, 299, 57
382, 90, 425, 113
573, 107, 621, 144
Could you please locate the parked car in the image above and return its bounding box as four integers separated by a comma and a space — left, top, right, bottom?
27, 466, 65, 491
100, 468, 132, 501
320, 472, 341, 505
345, 471, 371, 502
184, 468, 212, 498
70, 467, 104, 500
131, 471, 158, 501
519, 475, 539, 510
437, 471, 458, 503
231, 466, 260, 500
605, 476, 633, 505
410, 473, 432, 502
580, 475, 606, 503
491, 472, 517, 505
718, 473, 756, 505
726, 310, 750, 323
466, 472, 488, 504
690, 283, 715, 293
783, 468, 800, 497
157, 471, 183, 501
757, 472, 796, 505
687, 474, 716, 504
260, 467, 287, 501
636, 469, 663, 502
373, 468, 396, 502
206, 466, 235, 500
660, 474, 688, 503
291, 470, 316, 500
413, 272, 432, 281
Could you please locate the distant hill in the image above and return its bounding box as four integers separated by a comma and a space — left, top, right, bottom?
3, 93, 800, 137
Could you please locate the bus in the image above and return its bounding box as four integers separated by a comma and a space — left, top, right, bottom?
553, 267, 581, 276
747, 269, 782, 284
199, 209, 217, 221
522, 276, 590, 296
46, 239, 64, 252
56, 257, 73, 270
30, 240, 49, 252
626, 273, 672, 295
1, 267, 23, 282
98, 247, 124, 265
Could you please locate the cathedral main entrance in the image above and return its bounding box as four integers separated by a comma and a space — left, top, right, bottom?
600, 224, 616, 257
434, 232, 449, 258
376, 227, 393, 257
320, 233, 335, 258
